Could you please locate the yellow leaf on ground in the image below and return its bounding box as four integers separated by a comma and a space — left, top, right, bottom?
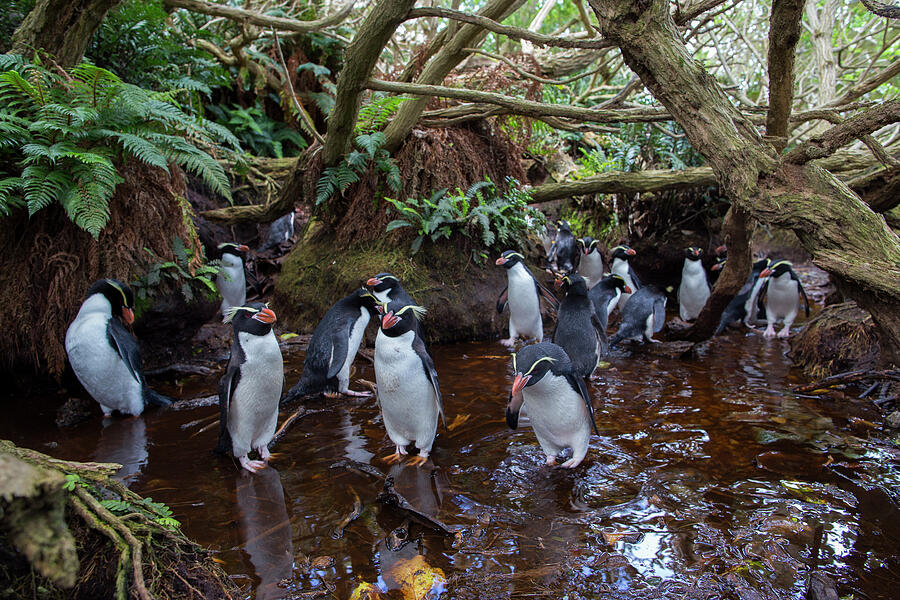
349, 581, 383, 600
386, 554, 446, 600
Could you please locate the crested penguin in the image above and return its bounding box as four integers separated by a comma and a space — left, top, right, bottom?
610, 285, 667, 345
743, 258, 774, 327
215, 303, 283, 473
216, 243, 250, 314
552, 274, 606, 375
258, 207, 301, 253
588, 273, 632, 335
709, 245, 727, 286
757, 260, 810, 338
505, 342, 599, 468
576, 237, 605, 288
610, 245, 642, 312
365, 272, 424, 337
374, 304, 444, 466
282, 288, 380, 402
495, 250, 559, 347
677, 247, 711, 321
547, 220, 580, 274
65, 279, 173, 417
714, 257, 770, 335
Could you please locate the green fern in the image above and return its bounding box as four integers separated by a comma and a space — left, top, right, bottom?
0, 57, 237, 238
355, 94, 411, 134
315, 132, 401, 206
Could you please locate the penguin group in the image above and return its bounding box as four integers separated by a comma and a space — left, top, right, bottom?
63, 216, 810, 475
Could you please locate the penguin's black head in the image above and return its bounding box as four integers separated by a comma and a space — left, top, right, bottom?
760, 260, 793, 279
556, 220, 572, 233
752, 257, 771, 275
507, 342, 571, 429
379, 304, 426, 337
495, 250, 525, 269
218, 242, 250, 259
554, 273, 588, 295
715, 245, 727, 259
87, 278, 136, 324
357, 289, 384, 318
224, 302, 277, 335
365, 272, 401, 294
578, 237, 599, 256
684, 247, 703, 260
610, 245, 636, 261
601, 273, 632, 294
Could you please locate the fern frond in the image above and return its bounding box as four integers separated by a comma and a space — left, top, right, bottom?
98, 129, 170, 172
355, 131, 385, 158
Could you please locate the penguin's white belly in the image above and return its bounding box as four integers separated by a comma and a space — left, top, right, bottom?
337, 308, 370, 391
765, 275, 799, 322
229, 332, 283, 455
612, 259, 635, 312
678, 263, 710, 321
578, 254, 605, 288
217, 260, 246, 312
605, 290, 621, 322
744, 278, 767, 324
374, 331, 438, 451
373, 289, 391, 305
523, 375, 590, 458
507, 266, 542, 340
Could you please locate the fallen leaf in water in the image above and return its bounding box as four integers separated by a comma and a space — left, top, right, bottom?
279, 332, 299, 340
770, 416, 786, 424
596, 361, 611, 369
349, 582, 383, 600
386, 554, 446, 600
446, 413, 471, 431
311, 555, 335, 569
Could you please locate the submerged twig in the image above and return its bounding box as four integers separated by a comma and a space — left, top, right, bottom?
796, 369, 900, 393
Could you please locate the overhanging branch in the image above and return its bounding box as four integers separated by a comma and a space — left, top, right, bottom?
163, 0, 357, 33
784, 100, 900, 164
529, 167, 717, 202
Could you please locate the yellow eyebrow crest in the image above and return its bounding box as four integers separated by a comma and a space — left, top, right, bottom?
223, 306, 259, 323
395, 304, 427, 320
525, 356, 556, 375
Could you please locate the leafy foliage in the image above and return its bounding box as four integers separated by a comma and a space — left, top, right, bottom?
131, 235, 221, 316
385, 177, 545, 256
355, 93, 412, 134
100, 496, 181, 530
0, 56, 237, 238
207, 103, 306, 158
316, 131, 401, 205
576, 122, 703, 177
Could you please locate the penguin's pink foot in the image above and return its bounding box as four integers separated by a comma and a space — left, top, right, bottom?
382, 446, 407, 464
777, 327, 791, 338
324, 391, 341, 399
343, 389, 372, 397
763, 325, 777, 338
545, 456, 557, 466
239, 456, 267, 472
407, 455, 429, 468
560, 457, 584, 469
500, 338, 515, 348
257, 445, 271, 461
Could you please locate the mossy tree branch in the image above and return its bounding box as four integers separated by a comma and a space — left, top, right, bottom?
162, 0, 357, 33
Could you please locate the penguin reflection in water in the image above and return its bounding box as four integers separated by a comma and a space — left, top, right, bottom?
65, 279, 173, 417
496, 250, 559, 347
505, 342, 599, 468
374, 304, 444, 466
215, 303, 283, 473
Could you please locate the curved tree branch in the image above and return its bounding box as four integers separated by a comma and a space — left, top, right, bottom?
859, 0, 900, 19
162, 0, 357, 33
784, 100, 900, 164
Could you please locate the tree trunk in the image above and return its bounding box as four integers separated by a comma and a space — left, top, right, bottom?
10, 0, 121, 67
588, 0, 900, 363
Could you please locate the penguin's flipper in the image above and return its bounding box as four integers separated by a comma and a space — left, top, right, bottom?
534, 279, 560, 312
106, 318, 143, 384
144, 388, 173, 408
794, 272, 811, 317
413, 336, 445, 428
652, 297, 666, 333
214, 364, 240, 455
591, 310, 609, 357
326, 330, 350, 380
496, 286, 508, 314
566, 373, 599, 436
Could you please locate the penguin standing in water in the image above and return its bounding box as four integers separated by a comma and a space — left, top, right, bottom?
588, 273, 632, 334
258, 207, 301, 253
547, 220, 580, 274
374, 304, 444, 466
495, 250, 559, 347
677, 247, 711, 321
576, 237, 605, 288
714, 257, 770, 335
757, 260, 810, 338
553, 274, 606, 376
282, 289, 380, 402
610, 245, 641, 312
216, 243, 250, 314
610, 285, 667, 345
215, 303, 283, 473
65, 279, 173, 417
505, 342, 599, 469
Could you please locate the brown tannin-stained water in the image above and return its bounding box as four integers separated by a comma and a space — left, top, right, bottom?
3, 332, 899, 599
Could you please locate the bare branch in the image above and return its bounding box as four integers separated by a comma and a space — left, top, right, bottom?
163, 0, 357, 33
529, 167, 717, 203
765, 0, 805, 152
828, 59, 900, 106
461, 47, 603, 86
859, 0, 900, 19
784, 100, 900, 164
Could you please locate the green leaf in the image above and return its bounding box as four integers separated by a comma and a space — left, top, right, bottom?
386, 219, 412, 232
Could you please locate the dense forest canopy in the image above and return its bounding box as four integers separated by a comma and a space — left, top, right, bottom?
0, 0, 898, 371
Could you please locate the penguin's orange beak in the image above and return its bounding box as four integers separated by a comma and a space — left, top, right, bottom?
495, 257, 507, 266
626, 248, 636, 256
760, 268, 772, 278
366, 277, 381, 287
692, 249, 701, 257
554, 277, 563, 289
382, 311, 400, 329
716, 245, 727, 256
252, 308, 277, 324
623, 285, 633, 294
506, 373, 530, 430
122, 307, 134, 325
511, 373, 531, 396
711, 262, 723, 271
237, 244, 250, 252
